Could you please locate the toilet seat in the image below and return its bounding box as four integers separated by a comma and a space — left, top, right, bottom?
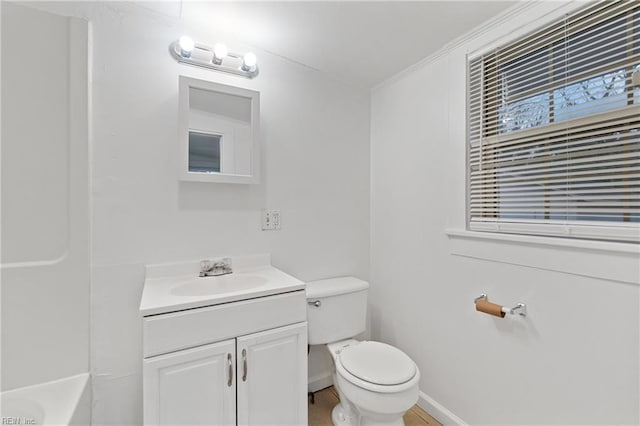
334, 341, 419, 394
339, 341, 416, 385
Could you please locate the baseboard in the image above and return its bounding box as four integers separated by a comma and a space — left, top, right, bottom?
417, 390, 467, 426
308, 372, 333, 393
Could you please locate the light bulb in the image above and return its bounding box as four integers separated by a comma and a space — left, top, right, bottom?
178, 35, 195, 57
213, 43, 228, 64
242, 52, 257, 71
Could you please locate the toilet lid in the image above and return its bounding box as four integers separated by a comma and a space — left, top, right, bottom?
339, 341, 416, 386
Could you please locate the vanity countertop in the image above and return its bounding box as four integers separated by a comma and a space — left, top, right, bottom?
139, 254, 305, 316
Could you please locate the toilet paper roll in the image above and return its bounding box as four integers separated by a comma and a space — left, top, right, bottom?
475, 300, 505, 318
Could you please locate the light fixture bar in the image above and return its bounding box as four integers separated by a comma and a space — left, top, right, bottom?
169, 39, 259, 79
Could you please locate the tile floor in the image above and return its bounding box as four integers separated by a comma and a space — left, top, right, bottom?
308, 386, 441, 426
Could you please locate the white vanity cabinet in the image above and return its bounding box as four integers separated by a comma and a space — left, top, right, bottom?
143, 339, 237, 425
141, 288, 308, 426
237, 323, 307, 426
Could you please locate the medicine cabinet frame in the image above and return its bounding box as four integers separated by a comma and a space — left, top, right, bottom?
178, 76, 260, 184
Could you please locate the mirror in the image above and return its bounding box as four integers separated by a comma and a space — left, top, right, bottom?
179, 76, 260, 184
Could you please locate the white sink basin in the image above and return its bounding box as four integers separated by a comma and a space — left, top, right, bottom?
171, 274, 268, 296
139, 255, 305, 316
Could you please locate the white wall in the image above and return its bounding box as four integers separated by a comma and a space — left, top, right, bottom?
1, 3, 89, 391
27, 2, 370, 423
370, 2, 639, 424
11, 1, 638, 424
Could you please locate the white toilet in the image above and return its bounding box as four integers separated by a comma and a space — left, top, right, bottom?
306, 277, 420, 426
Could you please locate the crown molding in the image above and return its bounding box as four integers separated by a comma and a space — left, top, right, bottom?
372, 1, 579, 93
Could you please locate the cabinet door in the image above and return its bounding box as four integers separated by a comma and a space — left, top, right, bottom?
143, 339, 236, 425
237, 322, 307, 426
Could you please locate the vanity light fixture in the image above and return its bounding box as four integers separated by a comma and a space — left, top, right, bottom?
170, 36, 259, 79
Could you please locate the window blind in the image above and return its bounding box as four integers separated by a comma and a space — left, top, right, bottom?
468, 0, 640, 242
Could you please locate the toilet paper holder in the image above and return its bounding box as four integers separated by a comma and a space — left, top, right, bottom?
474, 293, 527, 317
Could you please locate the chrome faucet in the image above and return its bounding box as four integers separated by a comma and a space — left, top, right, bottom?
200, 258, 232, 277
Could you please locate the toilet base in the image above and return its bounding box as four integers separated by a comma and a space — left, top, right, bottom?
331, 372, 359, 426
357, 408, 405, 426
330, 369, 411, 426
333, 376, 410, 426
330, 397, 407, 426
331, 402, 358, 426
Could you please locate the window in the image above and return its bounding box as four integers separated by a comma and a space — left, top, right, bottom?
468, 0, 640, 242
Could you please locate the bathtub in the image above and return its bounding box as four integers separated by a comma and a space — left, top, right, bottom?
1, 373, 90, 425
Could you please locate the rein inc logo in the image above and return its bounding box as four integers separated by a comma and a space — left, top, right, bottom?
1, 418, 37, 425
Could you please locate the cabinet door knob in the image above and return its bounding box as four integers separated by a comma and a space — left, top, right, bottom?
242, 349, 247, 382
227, 353, 233, 387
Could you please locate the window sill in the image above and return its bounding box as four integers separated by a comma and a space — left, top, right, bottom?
445, 229, 640, 285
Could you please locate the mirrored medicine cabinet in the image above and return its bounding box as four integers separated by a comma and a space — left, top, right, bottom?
178, 76, 260, 184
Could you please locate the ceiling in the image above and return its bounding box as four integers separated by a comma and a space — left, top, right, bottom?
140, 1, 517, 89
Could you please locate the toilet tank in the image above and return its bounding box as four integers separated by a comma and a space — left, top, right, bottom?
305, 277, 369, 345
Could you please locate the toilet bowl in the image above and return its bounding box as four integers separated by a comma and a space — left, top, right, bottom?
306, 278, 420, 426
